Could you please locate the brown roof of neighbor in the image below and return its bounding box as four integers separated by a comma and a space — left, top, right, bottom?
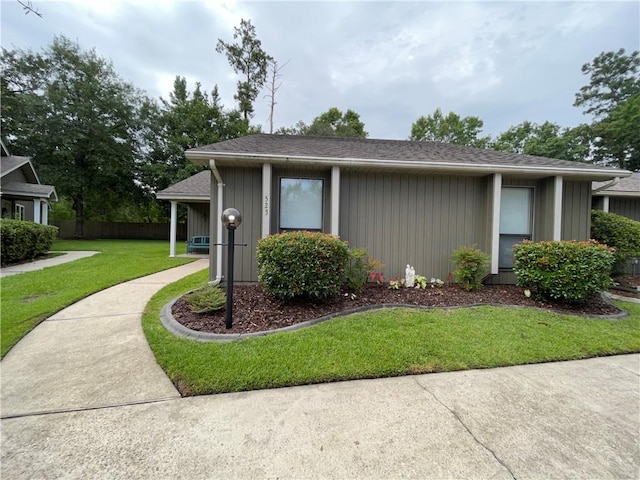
156, 170, 210, 200
593, 172, 640, 197
186, 134, 630, 180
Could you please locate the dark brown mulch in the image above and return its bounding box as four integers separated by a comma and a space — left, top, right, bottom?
172, 283, 623, 335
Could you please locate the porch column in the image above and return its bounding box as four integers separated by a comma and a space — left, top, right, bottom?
41, 202, 49, 225
552, 176, 563, 241
169, 201, 178, 257
602, 195, 610, 213
262, 163, 272, 237
33, 199, 41, 224
331, 166, 340, 236
490, 173, 502, 274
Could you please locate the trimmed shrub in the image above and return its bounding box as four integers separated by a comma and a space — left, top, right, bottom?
591, 209, 640, 274
257, 231, 350, 301
184, 284, 226, 314
344, 247, 385, 292
513, 240, 614, 304
1, 219, 58, 264
451, 245, 490, 291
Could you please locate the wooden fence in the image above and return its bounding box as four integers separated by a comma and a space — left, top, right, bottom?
52, 220, 187, 241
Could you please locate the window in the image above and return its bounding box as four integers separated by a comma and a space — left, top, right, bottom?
499, 187, 532, 268
279, 178, 323, 231
14, 204, 25, 221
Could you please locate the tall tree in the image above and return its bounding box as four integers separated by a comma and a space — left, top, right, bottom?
1, 35, 148, 235
140, 76, 251, 197
409, 108, 490, 147
574, 49, 640, 119
278, 107, 368, 138
216, 19, 273, 121
264, 59, 289, 134
574, 49, 640, 171
491, 121, 591, 162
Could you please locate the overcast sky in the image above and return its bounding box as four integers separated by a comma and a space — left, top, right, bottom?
1, 0, 638, 140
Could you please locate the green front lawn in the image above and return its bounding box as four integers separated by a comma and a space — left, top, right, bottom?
1, 239, 193, 358
143, 270, 640, 396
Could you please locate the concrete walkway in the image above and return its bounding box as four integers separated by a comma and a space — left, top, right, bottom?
1, 263, 639, 478
0, 250, 100, 277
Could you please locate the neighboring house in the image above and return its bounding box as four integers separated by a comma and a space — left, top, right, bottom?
0, 140, 57, 224
161, 134, 631, 284
156, 170, 211, 252
592, 172, 640, 222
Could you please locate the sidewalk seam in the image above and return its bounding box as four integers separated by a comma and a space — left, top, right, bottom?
0, 396, 181, 420
412, 377, 517, 480
47, 313, 143, 322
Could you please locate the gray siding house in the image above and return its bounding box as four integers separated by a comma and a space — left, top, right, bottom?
593, 172, 640, 222
1, 140, 57, 224
160, 134, 631, 285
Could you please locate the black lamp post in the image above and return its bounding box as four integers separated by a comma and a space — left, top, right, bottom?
221, 208, 242, 329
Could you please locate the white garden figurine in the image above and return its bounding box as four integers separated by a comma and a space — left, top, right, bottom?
405, 264, 416, 288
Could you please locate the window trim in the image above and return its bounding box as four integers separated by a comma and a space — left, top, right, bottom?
499, 186, 534, 269
14, 203, 25, 221
278, 176, 325, 232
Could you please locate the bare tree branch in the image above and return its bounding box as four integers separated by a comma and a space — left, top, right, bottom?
264, 59, 290, 134
17, 0, 42, 17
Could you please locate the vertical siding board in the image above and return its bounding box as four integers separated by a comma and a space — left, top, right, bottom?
610, 198, 640, 221
562, 181, 590, 241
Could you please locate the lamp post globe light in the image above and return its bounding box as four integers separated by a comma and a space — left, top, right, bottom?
222, 208, 242, 329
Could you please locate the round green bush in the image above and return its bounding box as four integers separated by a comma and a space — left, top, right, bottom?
257, 231, 350, 301
513, 240, 614, 304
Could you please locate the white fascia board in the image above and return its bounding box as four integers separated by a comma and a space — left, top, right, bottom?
186, 151, 632, 180
592, 191, 640, 198
155, 194, 210, 202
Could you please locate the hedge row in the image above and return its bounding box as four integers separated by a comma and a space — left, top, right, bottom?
1, 219, 58, 264
591, 209, 640, 274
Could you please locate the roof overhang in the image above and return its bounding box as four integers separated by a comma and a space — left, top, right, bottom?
0, 182, 58, 202
186, 151, 632, 182
155, 193, 209, 203
592, 191, 639, 198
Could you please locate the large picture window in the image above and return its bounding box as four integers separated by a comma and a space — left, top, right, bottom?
499, 187, 533, 268
279, 178, 323, 231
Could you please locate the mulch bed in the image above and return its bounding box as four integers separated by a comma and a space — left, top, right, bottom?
172, 283, 625, 335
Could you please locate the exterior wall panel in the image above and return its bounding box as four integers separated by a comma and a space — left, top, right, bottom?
562, 181, 591, 241
187, 203, 209, 239
609, 197, 640, 221
339, 172, 487, 281
217, 167, 262, 282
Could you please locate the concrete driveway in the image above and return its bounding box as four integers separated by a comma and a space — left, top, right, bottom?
1, 259, 638, 479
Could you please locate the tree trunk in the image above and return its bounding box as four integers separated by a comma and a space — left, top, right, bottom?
72, 192, 85, 238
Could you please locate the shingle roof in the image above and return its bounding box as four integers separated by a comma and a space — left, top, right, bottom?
1, 181, 57, 200
1, 156, 37, 182
593, 172, 640, 197
186, 134, 627, 177
156, 170, 210, 200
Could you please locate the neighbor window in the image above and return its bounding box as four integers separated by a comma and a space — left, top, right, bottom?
279, 178, 323, 231
499, 187, 533, 268
14, 204, 25, 221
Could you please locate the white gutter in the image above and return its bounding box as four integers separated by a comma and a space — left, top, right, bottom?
187, 151, 632, 180
592, 177, 620, 193
209, 159, 224, 284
